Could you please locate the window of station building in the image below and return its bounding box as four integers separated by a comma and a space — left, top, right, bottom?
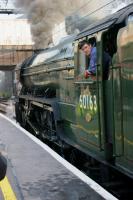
78, 37, 97, 77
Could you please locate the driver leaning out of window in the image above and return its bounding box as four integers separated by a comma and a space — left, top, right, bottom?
79, 40, 97, 78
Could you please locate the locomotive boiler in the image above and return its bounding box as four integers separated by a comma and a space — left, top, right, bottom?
20, 35, 75, 97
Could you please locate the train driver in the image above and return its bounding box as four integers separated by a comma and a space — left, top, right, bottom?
79, 40, 97, 78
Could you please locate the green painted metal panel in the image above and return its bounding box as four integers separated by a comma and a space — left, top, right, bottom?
113, 16, 133, 174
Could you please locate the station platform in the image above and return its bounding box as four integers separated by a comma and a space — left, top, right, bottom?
0, 114, 117, 200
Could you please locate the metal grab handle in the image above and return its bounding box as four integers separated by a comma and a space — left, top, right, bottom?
64, 77, 74, 80
74, 81, 95, 84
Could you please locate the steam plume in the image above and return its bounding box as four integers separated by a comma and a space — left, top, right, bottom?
14, 0, 88, 48
14, 0, 132, 48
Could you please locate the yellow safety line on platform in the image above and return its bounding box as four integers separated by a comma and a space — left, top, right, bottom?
0, 176, 17, 200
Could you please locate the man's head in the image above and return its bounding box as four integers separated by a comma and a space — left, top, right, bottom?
79, 40, 92, 56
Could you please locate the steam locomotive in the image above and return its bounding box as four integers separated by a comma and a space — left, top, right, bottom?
15, 4, 133, 179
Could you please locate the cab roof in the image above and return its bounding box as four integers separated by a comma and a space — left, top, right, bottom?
75, 3, 133, 40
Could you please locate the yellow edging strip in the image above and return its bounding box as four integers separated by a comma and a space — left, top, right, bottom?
0, 176, 17, 200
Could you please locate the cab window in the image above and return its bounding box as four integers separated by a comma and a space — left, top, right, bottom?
78, 48, 87, 74
102, 28, 118, 80
77, 37, 97, 78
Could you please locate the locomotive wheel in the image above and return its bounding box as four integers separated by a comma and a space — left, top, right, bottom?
40, 110, 56, 141
44, 111, 56, 140
69, 149, 86, 169
21, 110, 27, 128
69, 149, 82, 168
15, 102, 22, 124
47, 111, 53, 136
15, 102, 27, 128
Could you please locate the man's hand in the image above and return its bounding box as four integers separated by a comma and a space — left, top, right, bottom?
84, 70, 91, 79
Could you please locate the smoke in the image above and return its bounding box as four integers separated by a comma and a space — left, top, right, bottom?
65, 14, 94, 35
14, 0, 88, 48
14, 0, 132, 48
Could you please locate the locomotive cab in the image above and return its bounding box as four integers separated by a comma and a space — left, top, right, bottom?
74, 5, 133, 177
73, 33, 105, 159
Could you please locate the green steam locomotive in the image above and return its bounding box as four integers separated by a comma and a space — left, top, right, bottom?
15, 4, 133, 179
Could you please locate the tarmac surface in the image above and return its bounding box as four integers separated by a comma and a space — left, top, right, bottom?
0, 114, 117, 200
